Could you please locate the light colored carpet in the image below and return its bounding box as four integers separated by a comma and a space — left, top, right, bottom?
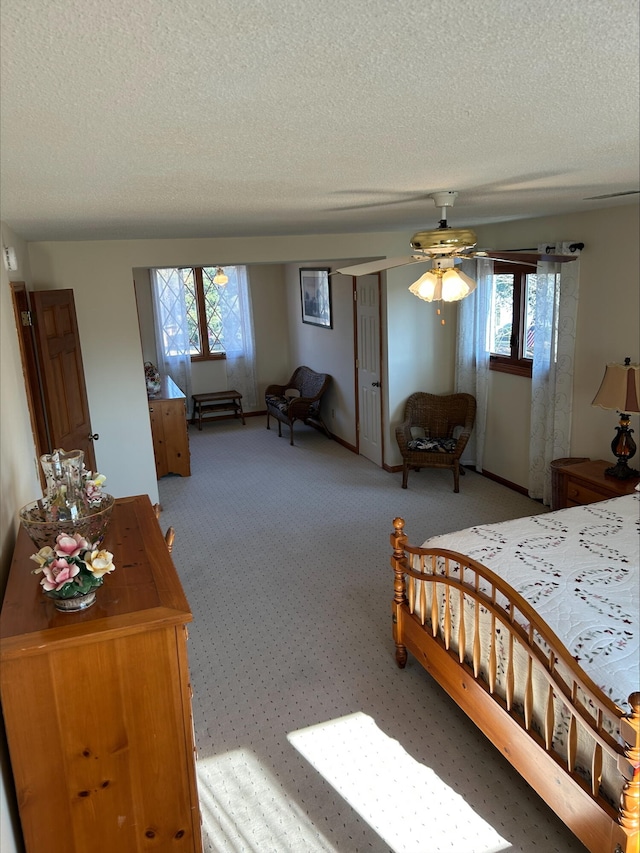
158, 417, 587, 853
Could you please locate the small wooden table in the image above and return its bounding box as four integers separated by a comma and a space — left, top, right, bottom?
191, 389, 245, 429
552, 458, 639, 509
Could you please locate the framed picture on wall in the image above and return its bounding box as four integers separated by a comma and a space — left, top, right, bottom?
300, 268, 332, 328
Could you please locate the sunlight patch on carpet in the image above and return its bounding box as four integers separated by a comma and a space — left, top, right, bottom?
288, 712, 512, 853
197, 749, 338, 853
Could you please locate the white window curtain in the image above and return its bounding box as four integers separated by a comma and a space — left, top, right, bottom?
455, 258, 493, 470
219, 266, 258, 409
151, 268, 193, 402
528, 259, 580, 504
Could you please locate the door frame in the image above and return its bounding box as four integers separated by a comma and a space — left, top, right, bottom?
10, 283, 50, 473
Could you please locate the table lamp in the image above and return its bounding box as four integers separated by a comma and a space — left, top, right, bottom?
592, 357, 640, 479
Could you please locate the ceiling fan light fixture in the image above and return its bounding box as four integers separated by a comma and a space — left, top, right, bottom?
213, 266, 228, 285
408, 266, 476, 303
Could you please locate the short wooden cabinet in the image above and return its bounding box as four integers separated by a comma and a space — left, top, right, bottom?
552, 458, 639, 509
0, 495, 203, 853
149, 375, 191, 477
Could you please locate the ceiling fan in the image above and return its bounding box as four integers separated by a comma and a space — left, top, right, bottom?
334, 191, 582, 302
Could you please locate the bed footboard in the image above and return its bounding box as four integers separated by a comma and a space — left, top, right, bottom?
390, 517, 639, 853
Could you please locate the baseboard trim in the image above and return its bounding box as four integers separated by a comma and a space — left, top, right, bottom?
383, 461, 530, 497
477, 468, 529, 496
243, 418, 529, 497
330, 433, 357, 454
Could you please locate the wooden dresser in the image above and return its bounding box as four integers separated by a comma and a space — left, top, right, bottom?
149, 375, 191, 478
552, 458, 639, 509
0, 495, 203, 853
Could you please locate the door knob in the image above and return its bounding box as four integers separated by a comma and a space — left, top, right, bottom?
89, 433, 99, 441
371, 381, 381, 387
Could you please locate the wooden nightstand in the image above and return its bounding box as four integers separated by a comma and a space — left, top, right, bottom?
552, 459, 639, 509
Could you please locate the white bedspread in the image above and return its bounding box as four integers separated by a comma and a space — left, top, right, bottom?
422, 493, 640, 710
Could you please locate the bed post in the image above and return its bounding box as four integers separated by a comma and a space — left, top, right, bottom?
618, 691, 640, 848
390, 517, 408, 669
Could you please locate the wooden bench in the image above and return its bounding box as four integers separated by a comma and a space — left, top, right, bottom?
191, 390, 245, 430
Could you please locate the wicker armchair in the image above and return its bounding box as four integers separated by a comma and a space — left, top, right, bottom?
265, 366, 331, 445
395, 392, 477, 492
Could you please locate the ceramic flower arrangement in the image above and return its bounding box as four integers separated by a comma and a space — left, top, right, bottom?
30, 532, 116, 600
19, 451, 116, 611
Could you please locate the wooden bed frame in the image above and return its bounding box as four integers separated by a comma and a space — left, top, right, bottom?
390, 517, 639, 853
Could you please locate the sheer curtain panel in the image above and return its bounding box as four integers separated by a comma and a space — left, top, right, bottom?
151, 268, 193, 402
528, 259, 580, 504
455, 258, 492, 470
219, 266, 258, 409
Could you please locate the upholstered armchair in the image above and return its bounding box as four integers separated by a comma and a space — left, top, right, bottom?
395, 392, 477, 492
265, 366, 331, 445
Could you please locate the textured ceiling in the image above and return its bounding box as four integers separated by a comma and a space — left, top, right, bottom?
1, 0, 638, 242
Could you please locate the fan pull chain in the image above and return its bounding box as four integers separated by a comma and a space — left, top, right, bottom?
437, 306, 445, 325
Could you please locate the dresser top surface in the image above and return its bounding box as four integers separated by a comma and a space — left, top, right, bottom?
148, 374, 186, 402
1, 495, 192, 655
557, 459, 640, 494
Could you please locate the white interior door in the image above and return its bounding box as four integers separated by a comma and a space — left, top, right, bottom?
356, 274, 382, 466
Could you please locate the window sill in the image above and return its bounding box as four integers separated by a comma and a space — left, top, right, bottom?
489, 356, 532, 378
190, 353, 226, 363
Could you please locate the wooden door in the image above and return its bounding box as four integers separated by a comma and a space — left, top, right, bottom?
356, 274, 383, 466
31, 289, 97, 471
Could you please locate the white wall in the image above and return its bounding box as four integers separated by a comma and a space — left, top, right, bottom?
284, 261, 359, 446
474, 204, 640, 483
0, 222, 37, 853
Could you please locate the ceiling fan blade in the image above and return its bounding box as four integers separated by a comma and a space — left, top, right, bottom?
334, 256, 428, 277
480, 251, 579, 265
479, 254, 537, 268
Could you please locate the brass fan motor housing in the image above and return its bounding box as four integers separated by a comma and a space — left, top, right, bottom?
410, 227, 478, 254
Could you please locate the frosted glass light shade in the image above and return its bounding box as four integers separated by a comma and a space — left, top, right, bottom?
442, 268, 476, 301
409, 270, 440, 301
213, 267, 228, 285
408, 267, 476, 303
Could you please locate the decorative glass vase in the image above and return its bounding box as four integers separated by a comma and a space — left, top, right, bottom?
19, 447, 114, 551
39, 448, 86, 521
19, 494, 115, 552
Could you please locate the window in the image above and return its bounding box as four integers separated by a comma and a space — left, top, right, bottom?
488, 262, 538, 377
154, 266, 243, 361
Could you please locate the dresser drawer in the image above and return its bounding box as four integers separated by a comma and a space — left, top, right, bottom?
552, 459, 639, 509
565, 480, 612, 505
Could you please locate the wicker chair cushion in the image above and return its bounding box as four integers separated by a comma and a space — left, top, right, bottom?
407, 437, 457, 453
265, 393, 320, 417
265, 394, 290, 414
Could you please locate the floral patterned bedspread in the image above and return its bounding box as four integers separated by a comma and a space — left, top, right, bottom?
422, 493, 640, 709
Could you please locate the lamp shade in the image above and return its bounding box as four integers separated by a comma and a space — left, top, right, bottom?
592, 361, 640, 413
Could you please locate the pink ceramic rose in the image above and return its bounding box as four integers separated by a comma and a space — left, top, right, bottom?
85, 549, 115, 579
54, 532, 91, 558
40, 558, 80, 591
84, 473, 106, 502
